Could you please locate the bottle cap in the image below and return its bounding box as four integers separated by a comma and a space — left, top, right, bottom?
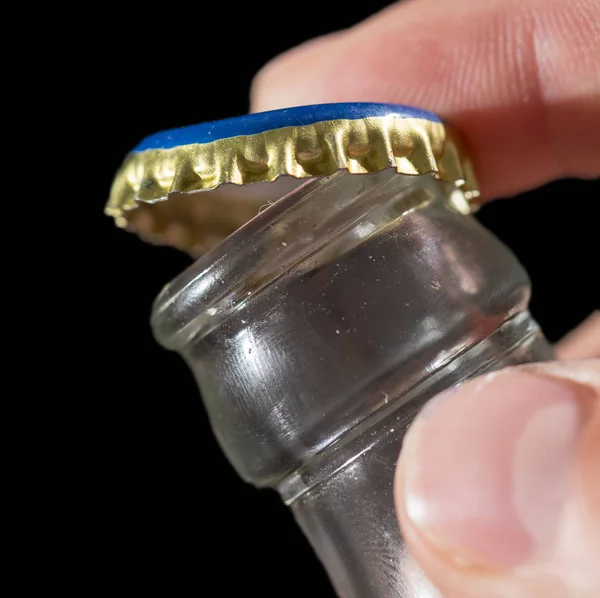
106, 102, 479, 255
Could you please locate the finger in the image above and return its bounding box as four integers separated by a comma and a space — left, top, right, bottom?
251, 0, 600, 200
395, 360, 600, 598
556, 312, 600, 360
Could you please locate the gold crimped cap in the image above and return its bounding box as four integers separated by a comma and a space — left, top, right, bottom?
106, 103, 479, 255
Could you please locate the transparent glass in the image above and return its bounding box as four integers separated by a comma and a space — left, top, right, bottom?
151, 170, 553, 597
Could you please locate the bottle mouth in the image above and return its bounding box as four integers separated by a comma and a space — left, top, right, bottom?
119, 177, 303, 256
150, 170, 469, 351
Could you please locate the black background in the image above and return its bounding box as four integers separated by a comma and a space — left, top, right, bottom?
69, 1, 597, 594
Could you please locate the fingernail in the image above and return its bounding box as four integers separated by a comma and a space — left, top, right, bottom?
400, 370, 587, 569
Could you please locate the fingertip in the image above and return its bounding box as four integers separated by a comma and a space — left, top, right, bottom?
556, 312, 600, 360
249, 0, 600, 199
250, 31, 347, 113
394, 361, 600, 597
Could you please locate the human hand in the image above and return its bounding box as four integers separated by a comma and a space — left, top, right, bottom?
250, 0, 600, 595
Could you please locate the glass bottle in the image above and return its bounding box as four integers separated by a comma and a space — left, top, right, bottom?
108, 104, 554, 597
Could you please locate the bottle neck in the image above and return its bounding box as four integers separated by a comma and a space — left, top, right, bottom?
280, 311, 552, 505
289, 315, 552, 598
150, 169, 535, 489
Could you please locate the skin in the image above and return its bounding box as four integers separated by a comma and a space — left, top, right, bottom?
250, 1, 600, 595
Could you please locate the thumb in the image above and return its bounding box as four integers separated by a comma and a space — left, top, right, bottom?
395, 359, 600, 598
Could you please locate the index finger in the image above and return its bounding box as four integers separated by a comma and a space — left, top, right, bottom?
251, 0, 600, 200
